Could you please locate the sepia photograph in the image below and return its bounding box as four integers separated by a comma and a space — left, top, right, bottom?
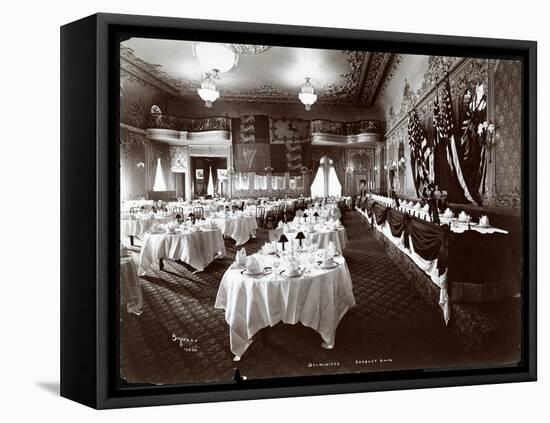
118, 37, 524, 386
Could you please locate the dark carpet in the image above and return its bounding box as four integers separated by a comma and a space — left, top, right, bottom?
120, 212, 521, 385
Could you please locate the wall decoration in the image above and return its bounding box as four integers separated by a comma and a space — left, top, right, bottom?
217, 168, 228, 180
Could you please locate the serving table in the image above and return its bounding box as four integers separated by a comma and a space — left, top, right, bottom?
215, 251, 355, 360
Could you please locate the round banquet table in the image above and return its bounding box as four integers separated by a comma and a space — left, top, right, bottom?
167, 203, 214, 218
215, 252, 355, 360
213, 215, 258, 246
269, 223, 348, 251
120, 215, 173, 245
138, 228, 226, 274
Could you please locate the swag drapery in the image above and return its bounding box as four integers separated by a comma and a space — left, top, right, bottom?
365, 200, 515, 302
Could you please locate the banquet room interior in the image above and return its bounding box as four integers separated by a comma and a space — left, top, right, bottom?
118, 38, 522, 385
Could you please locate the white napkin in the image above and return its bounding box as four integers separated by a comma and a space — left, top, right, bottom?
246, 256, 262, 274
236, 247, 247, 266
326, 241, 336, 258
323, 250, 335, 266
479, 215, 490, 226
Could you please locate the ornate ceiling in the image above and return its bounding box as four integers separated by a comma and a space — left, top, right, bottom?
120, 38, 397, 106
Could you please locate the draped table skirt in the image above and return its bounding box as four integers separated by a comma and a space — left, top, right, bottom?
214, 216, 258, 246
139, 228, 226, 274
215, 254, 355, 360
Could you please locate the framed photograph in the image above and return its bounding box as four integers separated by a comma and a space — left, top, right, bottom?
61, 13, 536, 409
217, 168, 228, 180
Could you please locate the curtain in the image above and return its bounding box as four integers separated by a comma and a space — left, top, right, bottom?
148, 141, 174, 192
309, 158, 321, 195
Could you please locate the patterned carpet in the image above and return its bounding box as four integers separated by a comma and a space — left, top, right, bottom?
120, 212, 520, 386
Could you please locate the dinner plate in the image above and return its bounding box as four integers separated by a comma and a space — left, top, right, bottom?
279, 269, 302, 278
241, 269, 264, 276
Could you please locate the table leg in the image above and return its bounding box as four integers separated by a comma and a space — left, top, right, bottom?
159, 258, 164, 271
129, 235, 134, 246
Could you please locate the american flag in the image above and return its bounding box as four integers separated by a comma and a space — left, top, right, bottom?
408, 109, 431, 195
434, 76, 476, 204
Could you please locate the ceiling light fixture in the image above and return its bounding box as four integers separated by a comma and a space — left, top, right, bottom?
193, 42, 238, 73
197, 73, 219, 108
298, 77, 317, 111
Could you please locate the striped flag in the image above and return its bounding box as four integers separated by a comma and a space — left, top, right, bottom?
434, 77, 476, 204
407, 110, 432, 196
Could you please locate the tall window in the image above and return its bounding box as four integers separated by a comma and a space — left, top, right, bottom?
311, 156, 342, 198
153, 158, 166, 191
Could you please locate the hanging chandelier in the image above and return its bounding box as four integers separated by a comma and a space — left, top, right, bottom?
197, 73, 219, 108
193, 42, 238, 73
298, 77, 317, 111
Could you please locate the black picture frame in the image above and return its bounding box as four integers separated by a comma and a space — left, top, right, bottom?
60, 12, 537, 409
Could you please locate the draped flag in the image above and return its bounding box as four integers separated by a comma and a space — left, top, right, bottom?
433, 77, 477, 204
458, 84, 487, 204
232, 115, 271, 173
408, 110, 433, 196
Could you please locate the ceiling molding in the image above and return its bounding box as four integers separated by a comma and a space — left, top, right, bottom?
120, 44, 395, 107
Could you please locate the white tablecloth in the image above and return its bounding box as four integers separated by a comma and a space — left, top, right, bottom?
269, 224, 348, 251
357, 207, 450, 323
214, 216, 258, 246
139, 228, 226, 274
120, 216, 173, 244
121, 256, 143, 315
215, 253, 355, 360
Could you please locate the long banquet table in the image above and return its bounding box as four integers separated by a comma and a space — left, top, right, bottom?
215, 252, 355, 360
139, 228, 226, 274
357, 198, 517, 324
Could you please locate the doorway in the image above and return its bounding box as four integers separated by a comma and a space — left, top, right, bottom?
191, 157, 227, 198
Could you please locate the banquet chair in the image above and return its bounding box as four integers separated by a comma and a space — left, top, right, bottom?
192, 206, 204, 220
256, 206, 266, 228
265, 205, 280, 229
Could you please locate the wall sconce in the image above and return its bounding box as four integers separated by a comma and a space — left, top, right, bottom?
478, 121, 496, 146
398, 157, 406, 170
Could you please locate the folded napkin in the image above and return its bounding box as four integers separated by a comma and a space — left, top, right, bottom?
246, 256, 262, 274
479, 215, 490, 226
236, 247, 247, 266
326, 241, 336, 258
323, 252, 335, 267
284, 260, 300, 276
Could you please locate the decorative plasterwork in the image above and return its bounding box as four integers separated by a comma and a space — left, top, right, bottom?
120, 45, 396, 106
